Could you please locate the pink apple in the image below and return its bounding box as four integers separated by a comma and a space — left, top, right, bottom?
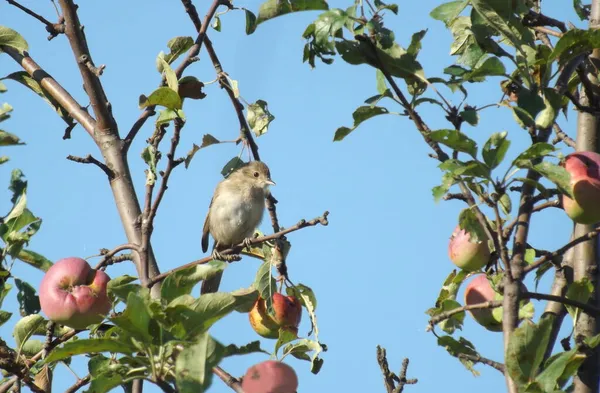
463, 274, 502, 332
39, 257, 111, 329
448, 225, 490, 271
562, 151, 600, 224
241, 360, 298, 393
249, 293, 302, 339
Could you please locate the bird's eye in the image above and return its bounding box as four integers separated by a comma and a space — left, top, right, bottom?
253, 172, 260, 178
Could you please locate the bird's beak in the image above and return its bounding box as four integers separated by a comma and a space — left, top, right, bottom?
265, 179, 276, 186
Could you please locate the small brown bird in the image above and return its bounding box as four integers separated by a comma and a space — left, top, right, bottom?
201, 161, 275, 294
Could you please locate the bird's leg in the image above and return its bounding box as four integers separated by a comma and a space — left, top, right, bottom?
242, 237, 254, 250
211, 248, 226, 261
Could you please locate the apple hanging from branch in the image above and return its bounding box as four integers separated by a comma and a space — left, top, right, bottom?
39, 257, 112, 329
562, 151, 600, 225
249, 292, 302, 339
241, 360, 299, 393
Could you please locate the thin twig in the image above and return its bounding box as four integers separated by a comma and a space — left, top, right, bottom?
427, 300, 503, 328
457, 353, 505, 373
94, 243, 141, 269
212, 366, 244, 393
553, 123, 576, 148
64, 375, 91, 393
524, 292, 600, 316
147, 212, 329, 287
66, 154, 114, 178
5, 0, 65, 39
524, 227, 600, 273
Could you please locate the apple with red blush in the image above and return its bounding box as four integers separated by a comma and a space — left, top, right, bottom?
242, 360, 298, 393
39, 257, 111, 329
249, 292, 302, 339
562, 151, 600, 224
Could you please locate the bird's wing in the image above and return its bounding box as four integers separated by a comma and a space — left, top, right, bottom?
201, 195, 214, 253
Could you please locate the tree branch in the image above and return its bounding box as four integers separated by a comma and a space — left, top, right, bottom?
427, 300, 503, 328
1, 46, 96, 135
524, 292, 600, 316
147, 212, 329, 287
524, 226, 600, 273
376, 346, 417, 393
63, 375, 91, 393
57, 0, 115, 133
66, 154, 114, 178
457, 353, 505, 373
5, 0, 65, 39
212, 366, 244, 393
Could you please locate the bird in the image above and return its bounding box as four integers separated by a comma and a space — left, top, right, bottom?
200, 160, 275, 294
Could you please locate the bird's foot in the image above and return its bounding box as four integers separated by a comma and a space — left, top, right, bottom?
242, 237, 254, 250
211, 249, 241, 262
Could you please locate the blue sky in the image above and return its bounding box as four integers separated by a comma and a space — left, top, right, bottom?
0, 0, 586, 392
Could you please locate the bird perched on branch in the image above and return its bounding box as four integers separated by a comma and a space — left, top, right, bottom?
201, 160, 275, 294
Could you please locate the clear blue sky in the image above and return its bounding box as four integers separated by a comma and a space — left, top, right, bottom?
0, 0, 586, 392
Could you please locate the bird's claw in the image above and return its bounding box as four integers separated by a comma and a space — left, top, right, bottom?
242, 237, 254, 250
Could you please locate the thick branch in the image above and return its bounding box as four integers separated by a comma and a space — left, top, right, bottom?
1, 46, 95, 135
58, 0, 115, 133
147, 212, 329, 287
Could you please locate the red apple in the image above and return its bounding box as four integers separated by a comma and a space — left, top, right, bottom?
249, 293, 302, 339
39, 257, 111, 329
448, 225, 490, 271
464, 274, 502, 332
241, 360, 298, 393
562, 151, 600, 224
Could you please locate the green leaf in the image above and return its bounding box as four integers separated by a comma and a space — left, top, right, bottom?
161, 36, 194, 66
247, 100, 275, 137
376, 69, 388, 94
407, 30, 426, 57
505, 318, 553, 385
161, 261, 227, 303
16, 249, 53, 272
45, 338, 138, 363
245, 9, 258, 34
334, 106, 392, 141
282, 338, 326, 374
468, 56, 506, 79
287, 283, 318, 311
88, 355, 131, 393
221, 156, 245, 178
176, 333, 224, 392
512, 143, 556, 167
0, 81, 6, 92
458, 208, 486, 243
184, 144, 200, 169
139, 87, 182, 110
536, 348, 585, 391
470, 0, 529, 53
157, 58, 179, 92
107, 275, 141, 304
141, 145, 158, 186
166, 293, 238, 338
0, 26, 29, 54
565, 278, 594, 324
255, 0, 329, 27
231, 287, 259, 313
531, 162, 572, 198
439, 159, 490, 179
535, 89, 562, 129
1, 72, 74, 128
432, 173, 455, 202
223, 341, 269, 357
499, 193, 512, 215
374, 0, 398, 14
212, 16, 221, 32
156, 108, 185, 125
550, 29, 600, 65
13, 314, 45, 348
482, 131, 510, 169
430, 1, 468, 26
0, 130, 24, 146
437, 336, 480, 376
459, 108, 478, 126
15, 278, 40, 316
110, 291, 156, 344
0, 310, 12, 327
429, 129, 477, 157
573, 0, 589, 20
254, 261, 276, 313
275, 328, 299, 355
